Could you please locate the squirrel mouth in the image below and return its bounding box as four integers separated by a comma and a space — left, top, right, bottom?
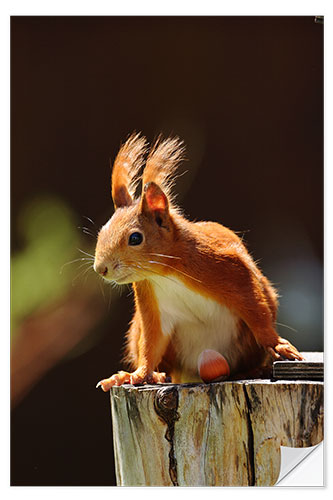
113, 272, 133, 284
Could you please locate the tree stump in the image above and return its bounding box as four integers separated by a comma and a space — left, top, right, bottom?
110, 355, 323, 486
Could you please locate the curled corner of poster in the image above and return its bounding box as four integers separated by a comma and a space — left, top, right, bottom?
276, 441, 324, 486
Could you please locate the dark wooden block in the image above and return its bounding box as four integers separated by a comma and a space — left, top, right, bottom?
273, 352, 324, 381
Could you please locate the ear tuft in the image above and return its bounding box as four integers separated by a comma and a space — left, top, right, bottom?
111, 132, 148, 209
141, 136, 186, 200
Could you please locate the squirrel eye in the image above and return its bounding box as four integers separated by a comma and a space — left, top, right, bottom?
128, 231, 143, 246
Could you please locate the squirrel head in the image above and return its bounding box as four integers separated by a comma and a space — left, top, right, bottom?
94, 133, 185, 284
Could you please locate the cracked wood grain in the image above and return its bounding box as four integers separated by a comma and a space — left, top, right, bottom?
110, 379, 323, 486
110, 385, 173, 485
244, 381, 324, 485
172, 383, 251, 486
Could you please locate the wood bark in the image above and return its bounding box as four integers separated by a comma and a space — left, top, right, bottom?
110, 379, 323, 486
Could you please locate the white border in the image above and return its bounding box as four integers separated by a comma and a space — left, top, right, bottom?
2, 1, 331, 497
0, 0, 331, 16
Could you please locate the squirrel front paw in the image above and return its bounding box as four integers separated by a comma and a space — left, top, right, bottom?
96, 369, 167, 391
266, 337, 304, 361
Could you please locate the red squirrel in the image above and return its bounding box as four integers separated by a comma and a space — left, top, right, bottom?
94, 133, 303, 391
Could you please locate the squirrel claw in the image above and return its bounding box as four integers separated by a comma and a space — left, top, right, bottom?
96, 370, 167, 391
130, 370, 167, 385
267, 339, 304, 362
96, 378, 114, 391
96, 371, 131, 391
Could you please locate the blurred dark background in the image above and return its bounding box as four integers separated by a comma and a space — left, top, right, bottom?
10, 16, 323, 486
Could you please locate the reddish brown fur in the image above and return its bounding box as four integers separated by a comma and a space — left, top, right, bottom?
94, 133, 303, 391
111, 133, 147, 209
142, 135, 185, 201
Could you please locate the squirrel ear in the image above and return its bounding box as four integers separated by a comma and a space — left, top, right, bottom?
112, 184, 133, 209
141, 182, 169, 227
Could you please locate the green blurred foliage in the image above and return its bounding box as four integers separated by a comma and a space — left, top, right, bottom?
11, 197, 84, 336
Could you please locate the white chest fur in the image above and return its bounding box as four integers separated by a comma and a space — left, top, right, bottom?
150, 276, 240, 373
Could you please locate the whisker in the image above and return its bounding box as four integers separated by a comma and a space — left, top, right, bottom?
77, 248, 95, 258
78, 226, 96, 238
147, 252, 181, 260
76, 261, 95, 272
276, 322, 298, 334
124, 263, 154, 283
128, 262, 183, 287
98, 280, 107, 304
83, 230, 96, 238
60, 257, 94, 274
145, 270, 181, 287
147, 260, 202, 283
72, 265, 94, 285
82, 215, 96, 226
108, 284, 113, 310
82, 266, 94, 285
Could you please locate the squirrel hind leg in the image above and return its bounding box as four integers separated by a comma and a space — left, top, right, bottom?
197, 349, 230, 383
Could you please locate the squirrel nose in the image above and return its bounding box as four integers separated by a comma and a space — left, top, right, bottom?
94, 261, 108, 277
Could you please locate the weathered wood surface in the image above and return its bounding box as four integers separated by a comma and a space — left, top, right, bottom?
110, 379, 323, 486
